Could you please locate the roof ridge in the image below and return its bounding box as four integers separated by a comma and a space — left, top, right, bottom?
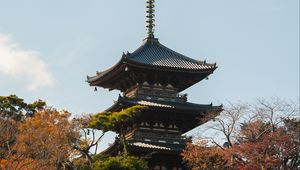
128, 38, 160, 58
157, 42, 202, 64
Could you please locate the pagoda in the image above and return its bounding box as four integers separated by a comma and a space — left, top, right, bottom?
87, 0, 222, 169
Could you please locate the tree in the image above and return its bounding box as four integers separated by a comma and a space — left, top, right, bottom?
183, 98, 299, 170
0, 94, 45, 120
226, 99, 300, 169
71, 114, 105, 164
252, 98, 298, 132
0, 118, 18, 160
0, 95, 46, 165
82, 105, 149, 170
281, 118, 300, 167
89, 105, 146, 132
1, 109, 79, 170
1, 95, 148, 169
182, 140, 230, 170
91, 155, 149, 170
209, 103, 247, 148
226, 129, 298, 170
237, 119, 272, 143
89, 105, 146, 154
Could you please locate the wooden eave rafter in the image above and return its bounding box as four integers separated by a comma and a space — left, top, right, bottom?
87, 58, 215, 84
87, 61, 126, 86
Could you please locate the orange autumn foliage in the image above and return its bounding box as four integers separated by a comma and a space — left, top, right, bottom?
182, 140, 230, 170
183, 129, 298, 170
225, 130, 299, 170
1, 109, 79, 170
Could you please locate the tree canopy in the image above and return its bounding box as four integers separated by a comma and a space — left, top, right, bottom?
91, 155, 148, 170
182, 98, 300, 170
0, 95, 149, 170
3, 94, 297, 170
88, 105, 146, 132
0, 109, 79, 169
0, 94, 45, 120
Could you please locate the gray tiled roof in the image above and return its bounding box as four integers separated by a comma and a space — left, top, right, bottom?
127, 141, 185, 152
109, 96, 221, 112
86, 38, 217, 90
125, 38, 215, 70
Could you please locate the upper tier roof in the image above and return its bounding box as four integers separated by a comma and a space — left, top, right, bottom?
125, 38, 215, 70
87, 37, 217, 91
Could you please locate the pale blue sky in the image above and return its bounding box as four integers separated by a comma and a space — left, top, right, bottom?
0, 0, 299, 150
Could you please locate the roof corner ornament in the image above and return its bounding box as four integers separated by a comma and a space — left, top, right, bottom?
146, 0, 155, 38
122, 52, 127, 59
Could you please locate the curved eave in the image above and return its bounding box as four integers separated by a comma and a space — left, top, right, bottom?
86, 56, 126, 86
86, 58, 216, 90
101, 139, 184, 156
125, 58, 217, 74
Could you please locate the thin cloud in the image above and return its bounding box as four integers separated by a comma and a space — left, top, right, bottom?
0, 33, 55, 91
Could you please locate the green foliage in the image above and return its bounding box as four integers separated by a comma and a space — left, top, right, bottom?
88, 105, 146, 132
0, 95, 46, 120
73, 154, 149, 170
72, 157, 93, 170
88, 105, 147, 156
91, 155, 149, 170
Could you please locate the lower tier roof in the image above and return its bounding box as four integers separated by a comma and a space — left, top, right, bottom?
127, 141, 185, 153
102, 96, 223, 133
102, 139, 185, 156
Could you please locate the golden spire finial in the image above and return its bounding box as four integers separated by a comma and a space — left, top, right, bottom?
146, 0, 155, 38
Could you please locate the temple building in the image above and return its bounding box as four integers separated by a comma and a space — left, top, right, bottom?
87, 0, 222, 169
